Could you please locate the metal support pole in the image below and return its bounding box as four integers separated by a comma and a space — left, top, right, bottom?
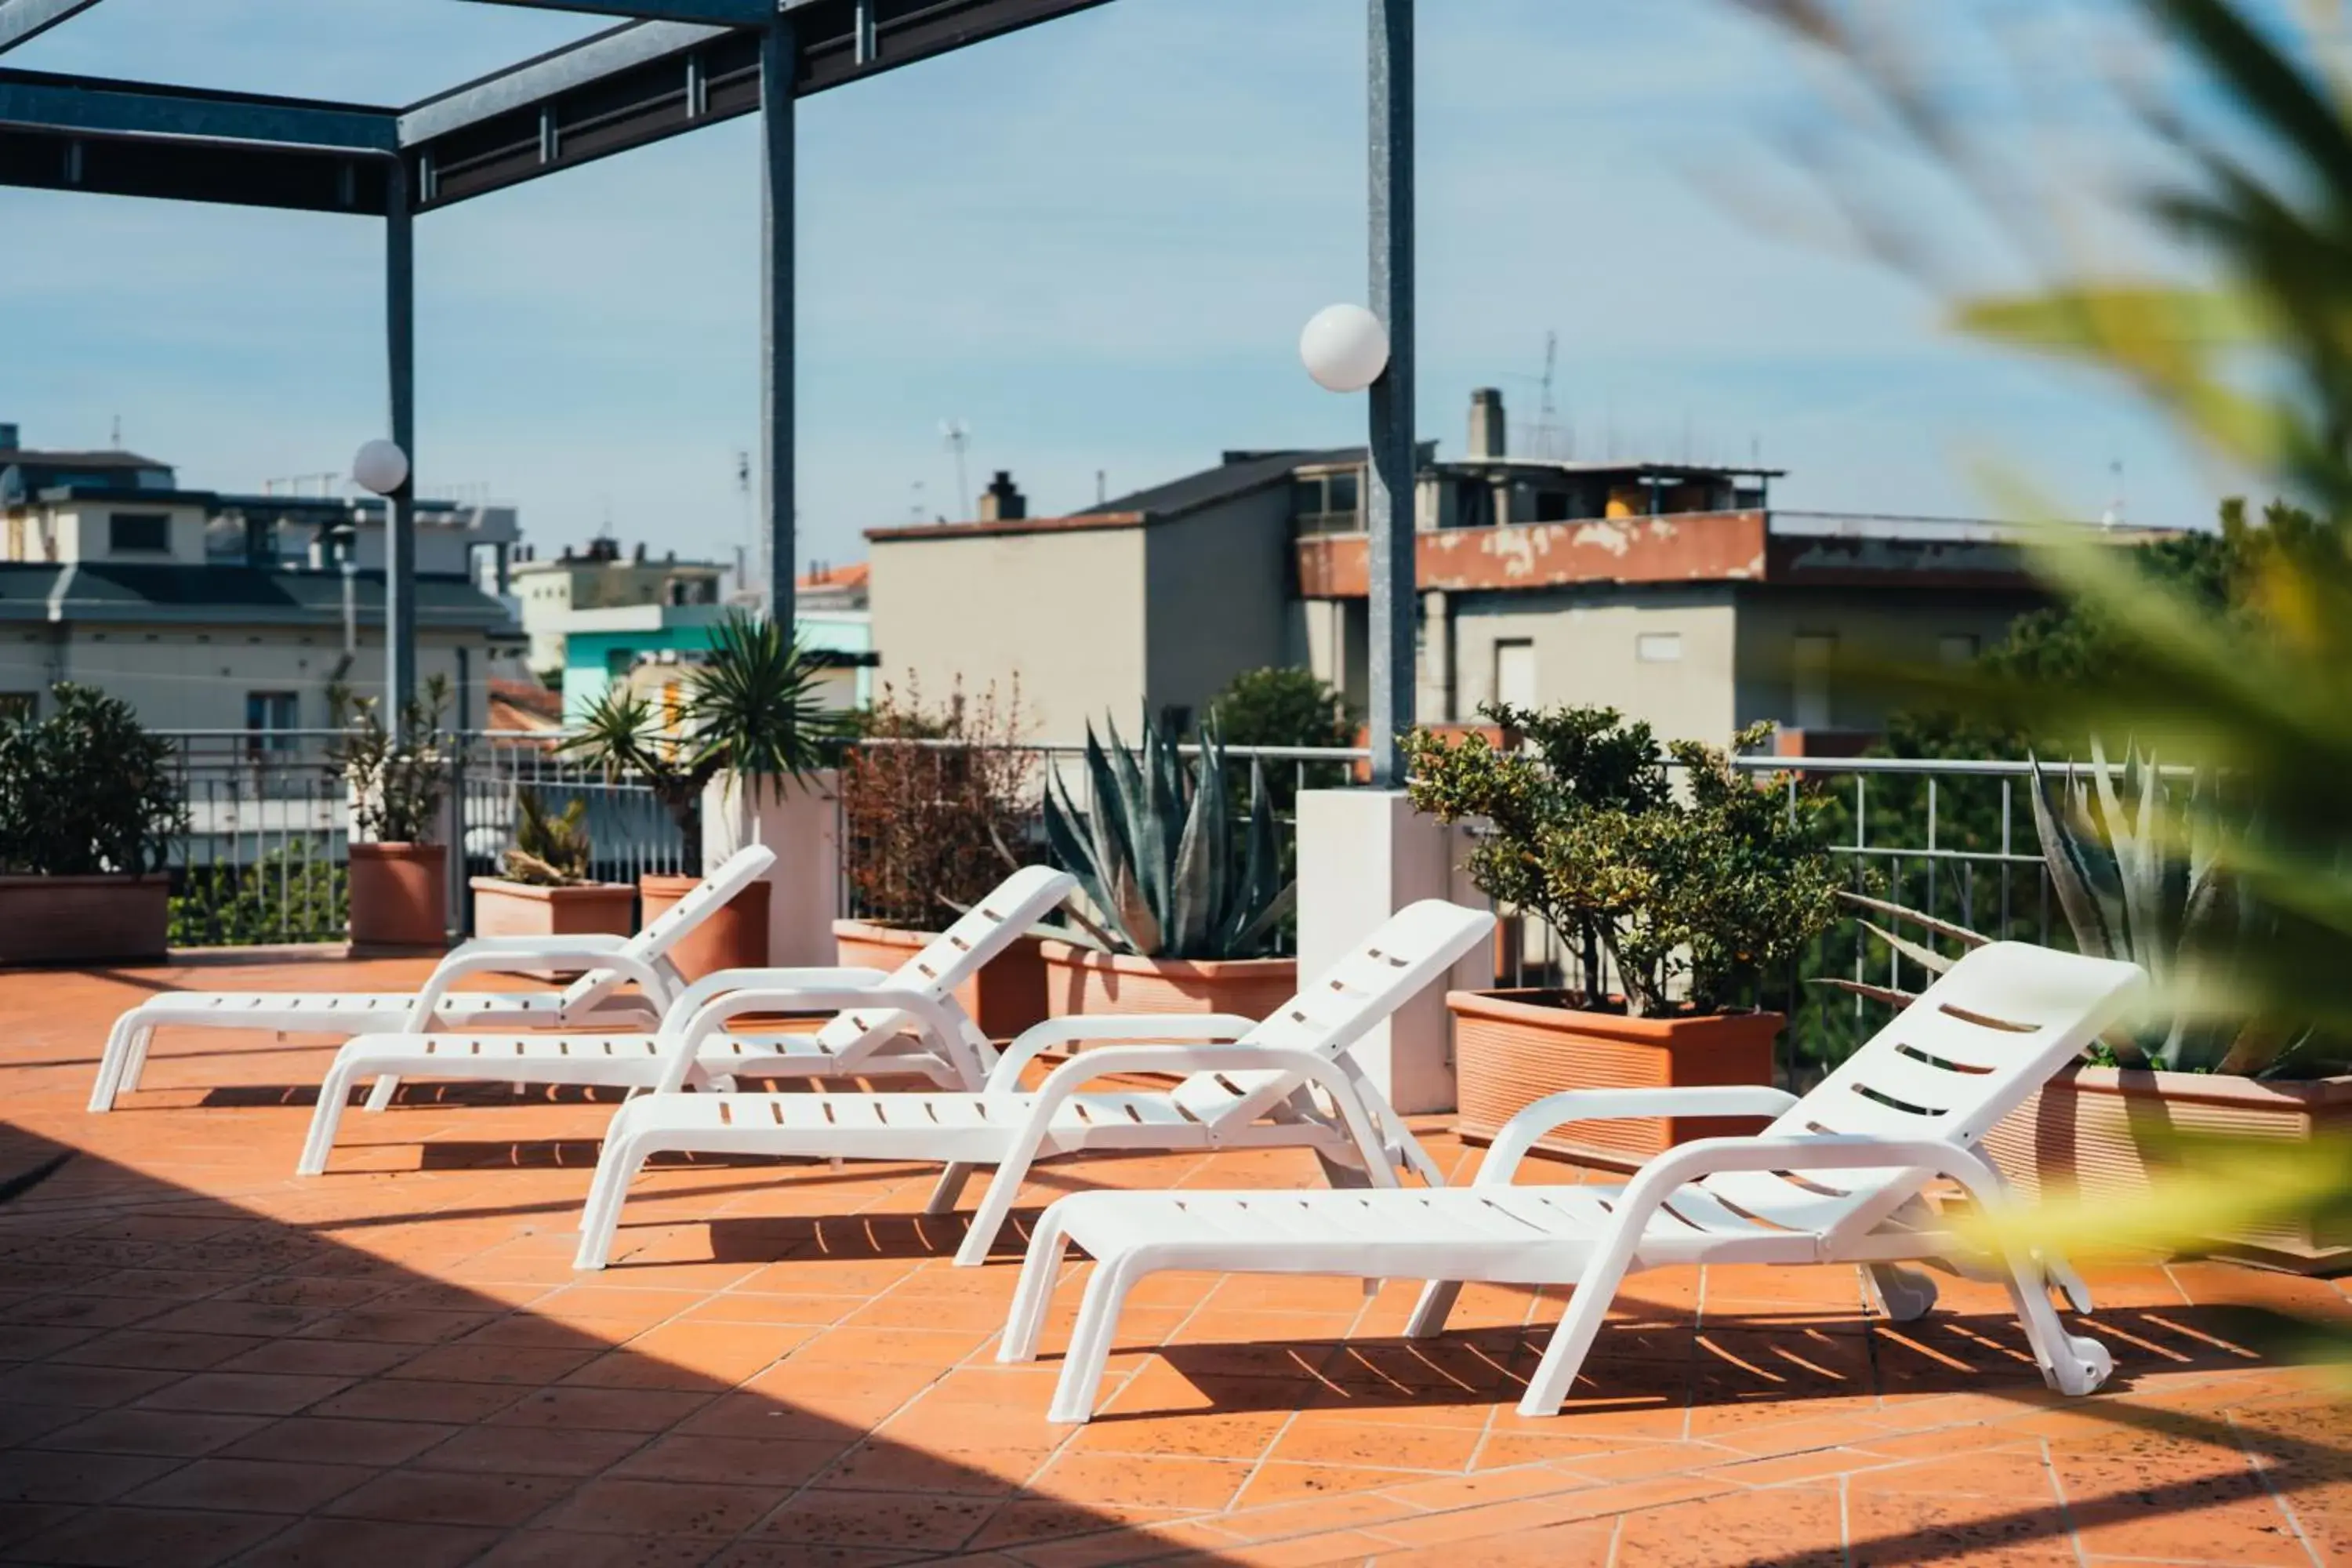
385, 156, 418, 710
1366, 0, 1414, 788
760, 15, 797, 630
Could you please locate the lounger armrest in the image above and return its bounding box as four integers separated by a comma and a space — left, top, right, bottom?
1021, 1045, 1402, 1182
652, 984, 971, 1093
986, 1015, 1259, 1094
1479, 1087, 1800, 1187
662, 967, 895, 1025
435, 934, 635, 959
404, 946, 671, 1030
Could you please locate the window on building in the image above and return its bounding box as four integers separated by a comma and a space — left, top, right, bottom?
1494, 640, 1537, 710
1157, 704, 1195, 737
108, 513, 171, 554
1533, 489, 1573, 524
1793, 634, 1837, 731
1291, 470, 1367, 535
0, 691, 34, 725
245, 691, 299, 753
1636, 632, 1683, 664
604, 648, 637, 677
1938, 633, 1980, 666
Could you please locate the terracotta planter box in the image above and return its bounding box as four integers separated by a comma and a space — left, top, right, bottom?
1039, 942, 1297, 1032
1986, 1064, 2352, 1273
834, 919, 1050, 1040
347, 843, 447, 949
641, 870, 768, 982
1448, 990, 1784, 1171
470, 878, 637, 976
0, 873, 168, 966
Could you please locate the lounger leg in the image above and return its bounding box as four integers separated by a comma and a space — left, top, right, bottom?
2042, 1250, 2095, 1315
1518, 1258, 1635, 1419
89, 1013, 147, 1112
997, 1206, 1073, 1365
1046, 1252, 1145, 1424
1862, 1265, 1940, 1323
1404, 1280, 1463, 1339
956, 1139, 1047, 1268
119, 1021, 159, 1097
926, 1162, 978, 1217
362, 1074, 401, 1113
1999, 1255, 2113, 1396
575, 1118, 657, 1271
297, 1049, 368, 1176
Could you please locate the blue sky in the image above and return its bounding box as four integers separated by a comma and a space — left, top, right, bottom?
2, 0, 2261, 575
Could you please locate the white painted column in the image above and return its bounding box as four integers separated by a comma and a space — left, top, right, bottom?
702, 768, 842, 967
1295, 789, 1486, 1114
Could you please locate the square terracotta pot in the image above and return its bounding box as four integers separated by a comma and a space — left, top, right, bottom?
1038, 942, 1297, 1029
833, 919, 1050, 1041
0, 874, 168, 965
347, 843, 447, 950
470, 877, 637, 940
1447, 990, 1784, 1171
1985, 1064, 2352, 1273
639, 871, 768, 982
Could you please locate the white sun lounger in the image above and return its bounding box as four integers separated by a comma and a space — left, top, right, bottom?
573, 899, 1498, 1272
1002, 940, 2147, 1422
294, 866, 1078, 1175
89, 845, 778, 1113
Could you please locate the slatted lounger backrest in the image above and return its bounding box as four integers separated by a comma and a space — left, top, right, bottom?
1698, 942, 2146, 1244
554, 845, 779, 1016
808, 866, 1077, 1067
1169, 900, 1497, 1131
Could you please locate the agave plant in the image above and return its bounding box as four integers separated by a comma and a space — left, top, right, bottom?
501, 790, 592, 887
1827, 741, 2305, 1076
1040, 714, 1292, 960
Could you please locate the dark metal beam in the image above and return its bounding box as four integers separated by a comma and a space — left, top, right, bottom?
1366, 0, 1414, 789
0, 0, 107, 56
760, 16, 795, 627
0, 67, 397, 151
400, 0, 1117, 210
385, 160, 417, 712
0, 124, 390, 211
459, 0, 774, 24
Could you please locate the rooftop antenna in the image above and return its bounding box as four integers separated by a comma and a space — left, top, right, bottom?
909, 478, 927, 524
1096, 469, 1108, 506
2100, 458, 2127, 529
735, 449, 760, 608
940, 420, 971, 520
109, 414, 122, 449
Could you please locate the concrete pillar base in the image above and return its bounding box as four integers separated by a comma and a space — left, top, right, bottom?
702, 768, 842, 967
1296, 789, 1486, 1115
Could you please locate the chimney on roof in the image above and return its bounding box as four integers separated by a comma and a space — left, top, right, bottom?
1468, 388, 1507, 460
0, 423, 17, 452
979, 470, 1026, 522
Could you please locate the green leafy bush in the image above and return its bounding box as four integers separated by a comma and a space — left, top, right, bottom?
1041, 715, 1290, 960
1405, 703, 1840, 1018
0, 684, 183, 876
170, 844, 347, 946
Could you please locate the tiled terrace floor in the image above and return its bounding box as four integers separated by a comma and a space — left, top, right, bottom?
0, 953, 2346, 1566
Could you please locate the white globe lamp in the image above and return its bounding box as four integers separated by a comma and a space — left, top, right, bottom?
1298, 303, 1389, 394
351, 438, 409, 496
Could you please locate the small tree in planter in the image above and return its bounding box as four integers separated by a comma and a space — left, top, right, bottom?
563, 612, 844, 975
1404, 702, 1840, 1167
470, 790, 637, 944
1033, 713, 1300, 1023
0, 684, 185, 964
330, 675, 452, 948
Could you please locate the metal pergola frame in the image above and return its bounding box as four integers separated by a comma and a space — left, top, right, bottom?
2, 0, 1420, 785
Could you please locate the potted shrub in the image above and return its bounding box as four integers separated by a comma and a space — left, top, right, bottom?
1035, 714, 1298, 1023
332, 676, 452, 950
469, 789, 637, 946
564, 612, 841, 978
1405, 704, 1840, 1169
1842, 744, 2352, 1271
836, 677, 1050, 1038
0, 684, 184, 964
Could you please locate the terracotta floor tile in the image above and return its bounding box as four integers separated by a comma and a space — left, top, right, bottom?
749, 1487, 1001, 1551
218, 1415, 459, 1468
121, 1455, 375, 1515
318, 1466, 573, 1527
411, 1423, 651, 1477
8, 1504, 286, 1567
485, 1385, 713, 1433
1266, 1418, 1482, 1473
38, 1407, 270, 1458
307, 1377, 524, 1425
0, 1362, 182, 1410
608, 1432, 849, 1488
467, 1530, 723, 1568
0, 1447, 181, 1504
815, 1440, 1056, 1496
1233, 1461, 1439, 1510
1030, 1451, 1252, 1512
132, 1371, 350, 1417
1364, 1519, 1618, 1567
219, 1516, 502, 1568
532, 1475, 777, 1537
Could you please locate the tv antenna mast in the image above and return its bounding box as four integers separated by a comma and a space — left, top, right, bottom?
940, 420, 972, 521
1502, 330, 1566, 457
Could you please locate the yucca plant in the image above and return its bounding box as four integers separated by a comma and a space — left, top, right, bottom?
1040, 714, 1292, 960
500, 790, 593, 888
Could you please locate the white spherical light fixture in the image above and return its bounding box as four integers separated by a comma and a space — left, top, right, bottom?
1298, 303, 1390, 394
350, 438, 409, 496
